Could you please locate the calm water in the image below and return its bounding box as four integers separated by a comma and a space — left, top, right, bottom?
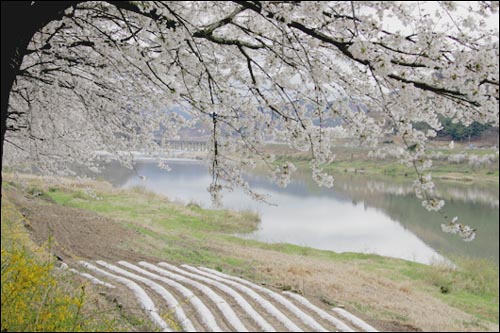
97, 159, 499, 265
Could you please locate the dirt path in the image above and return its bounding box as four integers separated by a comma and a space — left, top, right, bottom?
8, 189, 156, 263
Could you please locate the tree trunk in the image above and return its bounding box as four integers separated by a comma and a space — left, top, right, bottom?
1, 1, 79, 198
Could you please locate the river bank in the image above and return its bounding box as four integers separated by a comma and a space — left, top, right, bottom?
266, 143, 499, 183
2, 173, 498, 331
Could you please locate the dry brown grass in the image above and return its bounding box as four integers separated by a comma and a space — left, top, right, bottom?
203, 241, 498, 332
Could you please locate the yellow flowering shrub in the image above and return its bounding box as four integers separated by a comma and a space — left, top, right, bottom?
0, 199, 130, 332
1, 202, 86, 332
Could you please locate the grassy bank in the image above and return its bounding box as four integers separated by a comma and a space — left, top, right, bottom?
267, 144, 499, 183
2, 174, 499, 331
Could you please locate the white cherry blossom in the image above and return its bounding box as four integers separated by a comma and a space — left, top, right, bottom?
2, 1, 498, 241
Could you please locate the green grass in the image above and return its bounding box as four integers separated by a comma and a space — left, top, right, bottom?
382, 257, 499, 324
275, 157, 498, 183
428, 258, 498, 323
43, 184, 261, 270
4, 175, 499, 328
47, 187, 259, 235
221, 234, 381, 262
271, 145, 499, 183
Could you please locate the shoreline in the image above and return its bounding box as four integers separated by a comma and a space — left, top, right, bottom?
2, 173, 498, 331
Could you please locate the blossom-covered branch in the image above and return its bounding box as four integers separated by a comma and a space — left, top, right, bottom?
2, 1, 499, 242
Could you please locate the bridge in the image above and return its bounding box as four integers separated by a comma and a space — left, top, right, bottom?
167, 140, 208, 152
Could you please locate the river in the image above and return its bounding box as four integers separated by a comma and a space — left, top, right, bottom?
96, 159, 499, 266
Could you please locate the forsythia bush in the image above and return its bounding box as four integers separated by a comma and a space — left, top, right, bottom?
1, 203, 86, 332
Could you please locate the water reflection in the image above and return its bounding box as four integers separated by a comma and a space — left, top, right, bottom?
338, 175, 499, 208
97, 160, 498, 265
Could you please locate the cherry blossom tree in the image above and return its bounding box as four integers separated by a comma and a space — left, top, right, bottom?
2, 1, 499, 241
